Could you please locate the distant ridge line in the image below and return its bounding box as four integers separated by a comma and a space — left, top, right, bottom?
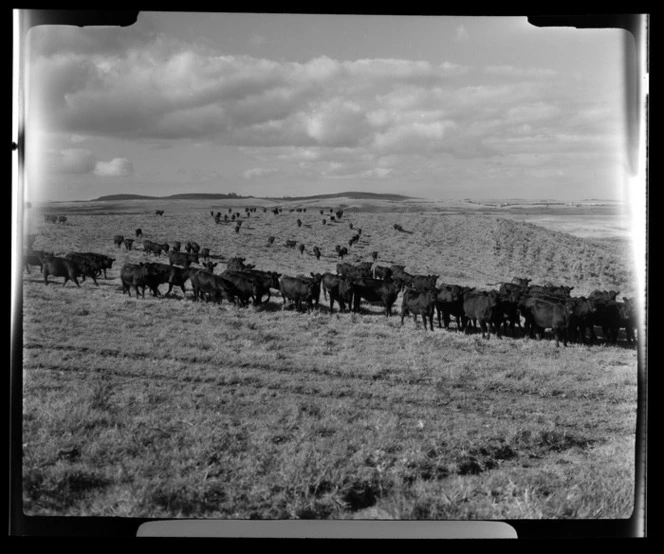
93, 191, 417, 202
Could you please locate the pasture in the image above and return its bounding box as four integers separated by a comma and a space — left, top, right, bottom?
19, 198, 641, 521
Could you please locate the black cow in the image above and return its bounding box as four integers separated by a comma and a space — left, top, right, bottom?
185, 241, 201, 255
494, 294, 523, 337
435, 284, 475, 330
142, 240, 163, 257
463, 290, 501, 339
135, 228, 143, 238
400, 288, 437, 331
155, 210, 164, 216
242, 269, 281, 303
202, 261, 218, 273
279, 276, 317, 312
166, 266, 199, 297
123, 238, 134, 251
235, 224, 241, 233
169, 251, 199, 268
617, 297, 637, 343
43, 257, 86, 287
294, 273, 323, 308
321, 273, 354, 314
162, 243, 170, 254
113, 235, 125, 248
57, 216, 67, 224
520, 295, 570, 347
75, 252, 115, 278
351, 278, 400, 317
322, 219, 326, 225
63, 253, 102, 285
411, 274, 439, 292
120, 263, 158, 298
337, 247, 348, 260
44, 215, 57, 223
143, 262, 173, 296
285, 240, 297, 249
200, 247, 211, 259
313, 246, 321, 260
227, 257, 250, 271
587, 295, 621, 343
267, 236, 275, 245
299, 244, 305, 255
190, 271, 240, 305
498, 282, 528, 299
337, 262, 370, 280
565, 296, 596, 344
24, 250, 54, 274
171, 241, 181, 253
221, 271, 271, 306
297, 219, 302, 228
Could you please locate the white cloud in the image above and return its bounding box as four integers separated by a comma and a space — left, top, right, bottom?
93, 158, 133, 177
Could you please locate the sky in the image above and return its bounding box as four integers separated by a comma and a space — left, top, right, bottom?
22, 11, 637, 203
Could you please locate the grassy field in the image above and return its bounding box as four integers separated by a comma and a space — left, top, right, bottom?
19, 199, 642, 522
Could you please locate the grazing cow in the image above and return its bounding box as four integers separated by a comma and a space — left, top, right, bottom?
155, 210, 164, 216
142, 240, 163, 257
294, 273, 324, 308
123, 238, 134, 251
337, 247, 348, 260
297, 219, 302, 228
336, 210, 343, 220
371, 251, 378, 261
57, 216, 67, 224
322, 273, 354, 314
411, 274, 439, 292
113, 235, 125, 248
24, 249, 53, 274
351, 278, 400, 317
190, 271, 241, 305
400, 288, 437, 331
120, 263, 159, 298
74, 252, 115, 279
241, 269, 282, 303
349, 223, 354, 230
463, 290, 501, 339
267, 236, 275, 245
520, 295, 570, 347
221, 271, 268, 306
337, 262, 371, 280
313, 246, 321, 260
322, 219, 326, 225
64, 253, 102, 285
169, 251, 199, 268
285, 240, 297, 249
135, 228, 143, 238
200, 247, 211, 259
43, 256, 86, 287
435, 284, 475, 330
279, 275, 317, 312
393, 223, 403, 232
299, 244, 305, 255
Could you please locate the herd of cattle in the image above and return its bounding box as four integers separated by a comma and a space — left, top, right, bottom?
23, 226, 637, 347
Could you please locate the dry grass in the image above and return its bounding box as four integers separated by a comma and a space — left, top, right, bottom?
20, 200, 640, 520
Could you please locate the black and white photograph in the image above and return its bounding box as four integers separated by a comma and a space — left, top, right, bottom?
12, 10, 647, 538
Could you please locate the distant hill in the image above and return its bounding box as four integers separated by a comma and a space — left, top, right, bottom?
93, 192, 416, 202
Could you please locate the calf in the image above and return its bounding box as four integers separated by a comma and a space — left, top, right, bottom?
123, 238, 134, 251
400, 288, 437, 331
113, 235, 125, 248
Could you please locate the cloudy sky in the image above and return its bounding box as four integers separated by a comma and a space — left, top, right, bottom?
23, 11, 633, 202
